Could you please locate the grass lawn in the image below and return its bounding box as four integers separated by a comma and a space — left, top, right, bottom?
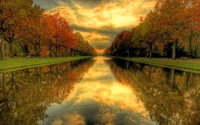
114, 57, 200, 73
0, 56, 91, 72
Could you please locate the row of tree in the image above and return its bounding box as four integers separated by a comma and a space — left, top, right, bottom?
104, 0, 200, 59
0, 0, 96, 59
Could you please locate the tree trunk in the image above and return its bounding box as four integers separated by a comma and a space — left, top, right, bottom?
55, 44, 58, 57
34, 42, 38, 57
1, 38, 5, 60
172, 40, 177, 60
9, 42, 13, 57
71, 49, 73, 56
38, 42, 41, 57
150, 49, 152, 59
65, 47, 68, 57
149, 43, 152, 59
188, 30, 193, 58
49, 45, 52, 57
58, 45, 61, 57
24, 44, 29, 56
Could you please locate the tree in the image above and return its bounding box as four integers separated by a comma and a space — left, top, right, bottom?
49, 13, 78, 57
153, 0, 190, 59
81, 41, 97, 55
110, 30, 133, 56
15, 5, 44, 56
142, 11, 161, 58
187, 0, 200, 58
0, 0, 42, 57
43, 14, 57, 57
74, 32, 85, 56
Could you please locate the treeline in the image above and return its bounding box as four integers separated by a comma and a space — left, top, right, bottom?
104, 0, 200, 59
0, 0, 96, 59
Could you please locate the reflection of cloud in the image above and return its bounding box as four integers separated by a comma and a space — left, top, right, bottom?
63, 114, 85, 125
52, 120, 63, 125
34, 0, 157, 52
43, 99, 155, 125
40, 57, 157, 125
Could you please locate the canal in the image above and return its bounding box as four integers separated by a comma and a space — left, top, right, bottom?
0, 56, 199, 125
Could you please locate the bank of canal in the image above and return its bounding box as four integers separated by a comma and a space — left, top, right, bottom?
112, 56, 200, 73
0, 56, 91, 72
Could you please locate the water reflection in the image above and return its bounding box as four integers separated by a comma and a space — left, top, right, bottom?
107, 58, 200, 125
41, 56, 155, 125
0, 57, 199, 125
0, 59, 94, 125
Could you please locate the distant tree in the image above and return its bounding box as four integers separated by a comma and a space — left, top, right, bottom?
110, 30, 133, 56
82, 41, 97, 55
104, 47, 112, 55
74, 32, 85, 56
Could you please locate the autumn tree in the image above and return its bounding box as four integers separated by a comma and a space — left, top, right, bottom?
0, 0, 42, 58
109, 30, 133, 56
82, 41, 97, 55
42, 14, 57, 57
74, 32, 85, 56
15, 8, 44, 57
187, 0, 200, 58
141, 11, 162, 58
105, 0, 200, 58
104, 47, 112, 55
48, 13, 78, 57
153, 0, 190, 59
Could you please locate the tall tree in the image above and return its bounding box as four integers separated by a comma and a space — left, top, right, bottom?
142, 11, 161, 58
50, 13, 78, 57
0, 0, 43, 57
187, 0, 200, 58
154, 0, 190, 59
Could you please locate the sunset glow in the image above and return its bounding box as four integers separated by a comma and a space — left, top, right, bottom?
34, 0, 158, 52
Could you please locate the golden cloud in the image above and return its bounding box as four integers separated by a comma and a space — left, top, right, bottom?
46, 0, 157, 51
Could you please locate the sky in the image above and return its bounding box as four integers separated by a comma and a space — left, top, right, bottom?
34, 0, 158, 53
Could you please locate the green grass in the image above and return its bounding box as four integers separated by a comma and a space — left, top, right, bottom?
2, 56, 200, 73
0, 56, 91, 72
113, 57, 200, 73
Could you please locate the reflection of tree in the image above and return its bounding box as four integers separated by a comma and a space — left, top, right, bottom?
107, 59, 200, 125
0, 58, 94, 125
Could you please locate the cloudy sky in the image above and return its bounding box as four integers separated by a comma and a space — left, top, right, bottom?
34, 0, 157, 53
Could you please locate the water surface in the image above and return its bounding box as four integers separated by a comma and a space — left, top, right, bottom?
0, 56, 199, 125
